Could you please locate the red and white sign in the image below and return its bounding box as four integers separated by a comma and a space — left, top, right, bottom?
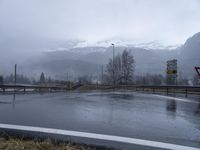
195, 67, 200, 77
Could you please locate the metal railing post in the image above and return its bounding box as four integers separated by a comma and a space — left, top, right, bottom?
167, 88, 169, 95
185, 88, 188, 98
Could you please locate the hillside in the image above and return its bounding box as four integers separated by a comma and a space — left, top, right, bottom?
0, 33, 200, 80
179, 32, 200, 77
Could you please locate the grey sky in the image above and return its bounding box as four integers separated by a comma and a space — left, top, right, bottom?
0, 0, 200, 48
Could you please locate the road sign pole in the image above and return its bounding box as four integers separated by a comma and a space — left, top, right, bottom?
166, 59, 177, 85
195, 67, 200, 85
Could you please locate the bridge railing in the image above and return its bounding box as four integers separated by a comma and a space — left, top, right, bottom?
0, 84, 68, 93
0, 83, 84, 94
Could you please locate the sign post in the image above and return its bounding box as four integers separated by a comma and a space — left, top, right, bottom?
166, 59, 177, 85
195, 67, 200, 85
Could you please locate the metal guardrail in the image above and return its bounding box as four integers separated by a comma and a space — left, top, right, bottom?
84, 84, 200, 97
117, 85, 200, 97
1, 84, 200, 97
0, 83, 84, 93
0, 84, 68, 93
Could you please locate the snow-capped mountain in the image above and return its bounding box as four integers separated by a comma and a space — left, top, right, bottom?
43, 38, 180, 54
72, 39, 180, 50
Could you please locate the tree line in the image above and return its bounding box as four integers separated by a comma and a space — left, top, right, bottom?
0, 49, 199, 86
0, 72, 55, 85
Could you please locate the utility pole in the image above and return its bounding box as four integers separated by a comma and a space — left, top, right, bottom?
67, 72, 69, 81
111, 43, 115, 86
14, 64, 17, 85
101, 64, 104, 84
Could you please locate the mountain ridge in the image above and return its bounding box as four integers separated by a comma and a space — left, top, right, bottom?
0, 32, 199, 80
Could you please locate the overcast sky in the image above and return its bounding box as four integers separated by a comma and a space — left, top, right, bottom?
0, 0, 200, 48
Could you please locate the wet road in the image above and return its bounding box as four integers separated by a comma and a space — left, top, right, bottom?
0, 91, 200, 149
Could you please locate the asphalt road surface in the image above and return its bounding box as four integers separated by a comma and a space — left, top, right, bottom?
0, 91, 199, 150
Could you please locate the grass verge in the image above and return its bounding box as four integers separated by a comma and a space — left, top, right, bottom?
0, 137, 96, 150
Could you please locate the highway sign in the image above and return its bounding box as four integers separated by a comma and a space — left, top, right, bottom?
167, 70, 177, 74
167, 59, 177, 75
166, 59, 177, 85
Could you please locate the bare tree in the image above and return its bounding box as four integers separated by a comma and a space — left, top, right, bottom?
121, 50, 135, 84
105, 49, 135, 85
105, 58, 114, 84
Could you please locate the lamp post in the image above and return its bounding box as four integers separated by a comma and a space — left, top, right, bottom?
111, 43, 115, 86
14, 64, 17, 85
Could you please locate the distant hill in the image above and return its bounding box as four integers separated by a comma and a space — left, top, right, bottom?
179, 32, 200, 78
37, 46, 179, 78
0, 33, 199, 80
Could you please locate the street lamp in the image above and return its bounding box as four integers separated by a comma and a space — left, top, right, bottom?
14, 64, 17, 85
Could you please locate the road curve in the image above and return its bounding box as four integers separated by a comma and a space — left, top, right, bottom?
0, 91, 199, 149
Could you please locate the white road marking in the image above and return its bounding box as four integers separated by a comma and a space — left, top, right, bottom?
152, 94, 200, 104
0, 124, 199, 150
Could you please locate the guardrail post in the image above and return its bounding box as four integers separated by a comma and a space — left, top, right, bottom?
23, 87, 26, 94
185, 88, 188, 98
167, 88, 169, 95
3, 88, 5, 93
153, 88, 155, 94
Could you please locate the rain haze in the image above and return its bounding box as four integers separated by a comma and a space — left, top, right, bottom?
0, 0, 200, 79
0, 1, 200, 150
0, 0, 200, 52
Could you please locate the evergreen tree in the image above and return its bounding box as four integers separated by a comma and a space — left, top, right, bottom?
40, 72, 45, 84
0, 76, 3, 85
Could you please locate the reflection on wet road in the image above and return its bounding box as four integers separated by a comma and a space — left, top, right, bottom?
0, 91, 199, 149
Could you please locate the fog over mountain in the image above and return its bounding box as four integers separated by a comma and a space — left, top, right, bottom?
0, 0, 200, 80
0, 32, 199, 80
179, 32, 200, 78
